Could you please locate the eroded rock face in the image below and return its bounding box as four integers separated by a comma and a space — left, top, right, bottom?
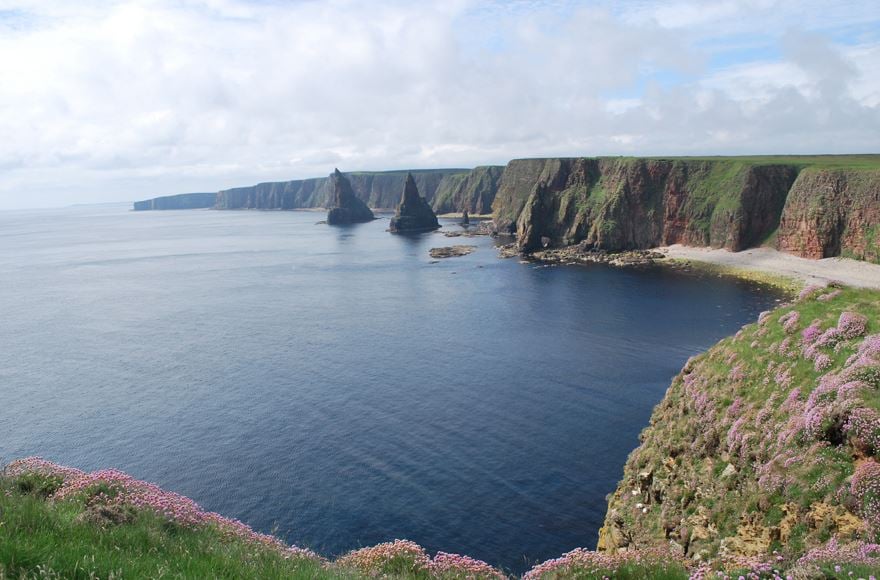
389, 173, 440, 233
776, 169, 880, 263
326, 169, 375, 225
508, 158, 798, 254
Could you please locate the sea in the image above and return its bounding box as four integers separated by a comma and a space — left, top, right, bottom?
0, 204, 784, 573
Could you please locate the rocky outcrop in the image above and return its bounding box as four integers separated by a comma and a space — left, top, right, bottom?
429, 245, 476, 258
133, 192, 216, 211
326, 169, 375, 225
389, 173, 440, 233
598, 287, 880, 565
776, 168, 880, 263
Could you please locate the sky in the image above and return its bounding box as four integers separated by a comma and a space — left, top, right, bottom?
0, 0, 879, 209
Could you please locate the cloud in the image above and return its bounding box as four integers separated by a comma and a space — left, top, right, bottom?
0, 0, 878, 208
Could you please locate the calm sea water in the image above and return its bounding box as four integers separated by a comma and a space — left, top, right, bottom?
0, 204, 783, 572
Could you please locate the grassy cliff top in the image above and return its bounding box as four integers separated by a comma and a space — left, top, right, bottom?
504, 155, 880, 170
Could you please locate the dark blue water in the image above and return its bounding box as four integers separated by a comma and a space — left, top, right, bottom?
0, 205, 783, 573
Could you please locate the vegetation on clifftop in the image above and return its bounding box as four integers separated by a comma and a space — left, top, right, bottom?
601, 286, 880, 578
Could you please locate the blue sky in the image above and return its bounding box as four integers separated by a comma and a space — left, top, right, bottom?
0, 0, 878, 208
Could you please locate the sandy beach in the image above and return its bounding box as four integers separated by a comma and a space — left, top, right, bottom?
659, 245, 880, 289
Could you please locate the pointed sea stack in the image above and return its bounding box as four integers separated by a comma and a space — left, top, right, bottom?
389, 173, 440, 233
461, 209, 469, 225
326, 169, 375, 225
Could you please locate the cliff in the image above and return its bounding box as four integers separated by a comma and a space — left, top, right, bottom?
503, 158, 798, 253
777, 168, 880, 263
326, 169, 375, 225
495, 156, 880, 263
132, 192, 216, 211
599, 286, 880, 571
430, 165, 504, 215
131, 156, 879, 264
389, 173, 440, 233
215, 169, 473, 211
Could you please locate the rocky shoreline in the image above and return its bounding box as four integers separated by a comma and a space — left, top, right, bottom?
495, 241, 667, 268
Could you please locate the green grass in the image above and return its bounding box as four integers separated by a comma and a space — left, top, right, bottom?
0, 480, 335, 580
629, 154, 880, 171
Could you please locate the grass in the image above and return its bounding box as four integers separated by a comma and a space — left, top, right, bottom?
629, 154, 880, 171
0, 483, 335, 579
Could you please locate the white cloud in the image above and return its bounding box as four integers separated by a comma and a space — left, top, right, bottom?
0, 0, 878, 208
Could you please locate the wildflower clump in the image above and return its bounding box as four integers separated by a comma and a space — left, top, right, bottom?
846, 408, 880, 454
778, 310, 800, 334
797, 538, 880, 575
839, 312, 869, 339
430, 552, 507, 579
337, 540, 432, 576
522, 547, 687, 579
335, 540, 506, 578
852, 461, 880, 532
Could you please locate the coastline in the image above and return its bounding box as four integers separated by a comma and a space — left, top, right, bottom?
657, 244, 880, 290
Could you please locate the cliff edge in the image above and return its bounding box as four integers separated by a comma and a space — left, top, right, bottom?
600, 286, 880, 573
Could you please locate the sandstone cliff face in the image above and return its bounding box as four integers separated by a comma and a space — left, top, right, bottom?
133, 192, 216, 211
389, 173, 440, 233
777, 169, 880, 263
326, 169, 375, 225
598, 287, 880, 564
509, 158, 797, 253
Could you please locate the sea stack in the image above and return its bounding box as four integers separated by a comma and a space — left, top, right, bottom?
461, 209, 469, 225
326, 169, 375, 225
389, 173, 440, 233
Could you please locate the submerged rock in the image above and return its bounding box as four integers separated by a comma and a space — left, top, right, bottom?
326, 169, 375, 225
389, 173, 440, 233
429, 245, 477, 259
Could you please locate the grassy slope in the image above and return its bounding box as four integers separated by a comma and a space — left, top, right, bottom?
603, 286, 880, 575
0, 488, 331, 580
